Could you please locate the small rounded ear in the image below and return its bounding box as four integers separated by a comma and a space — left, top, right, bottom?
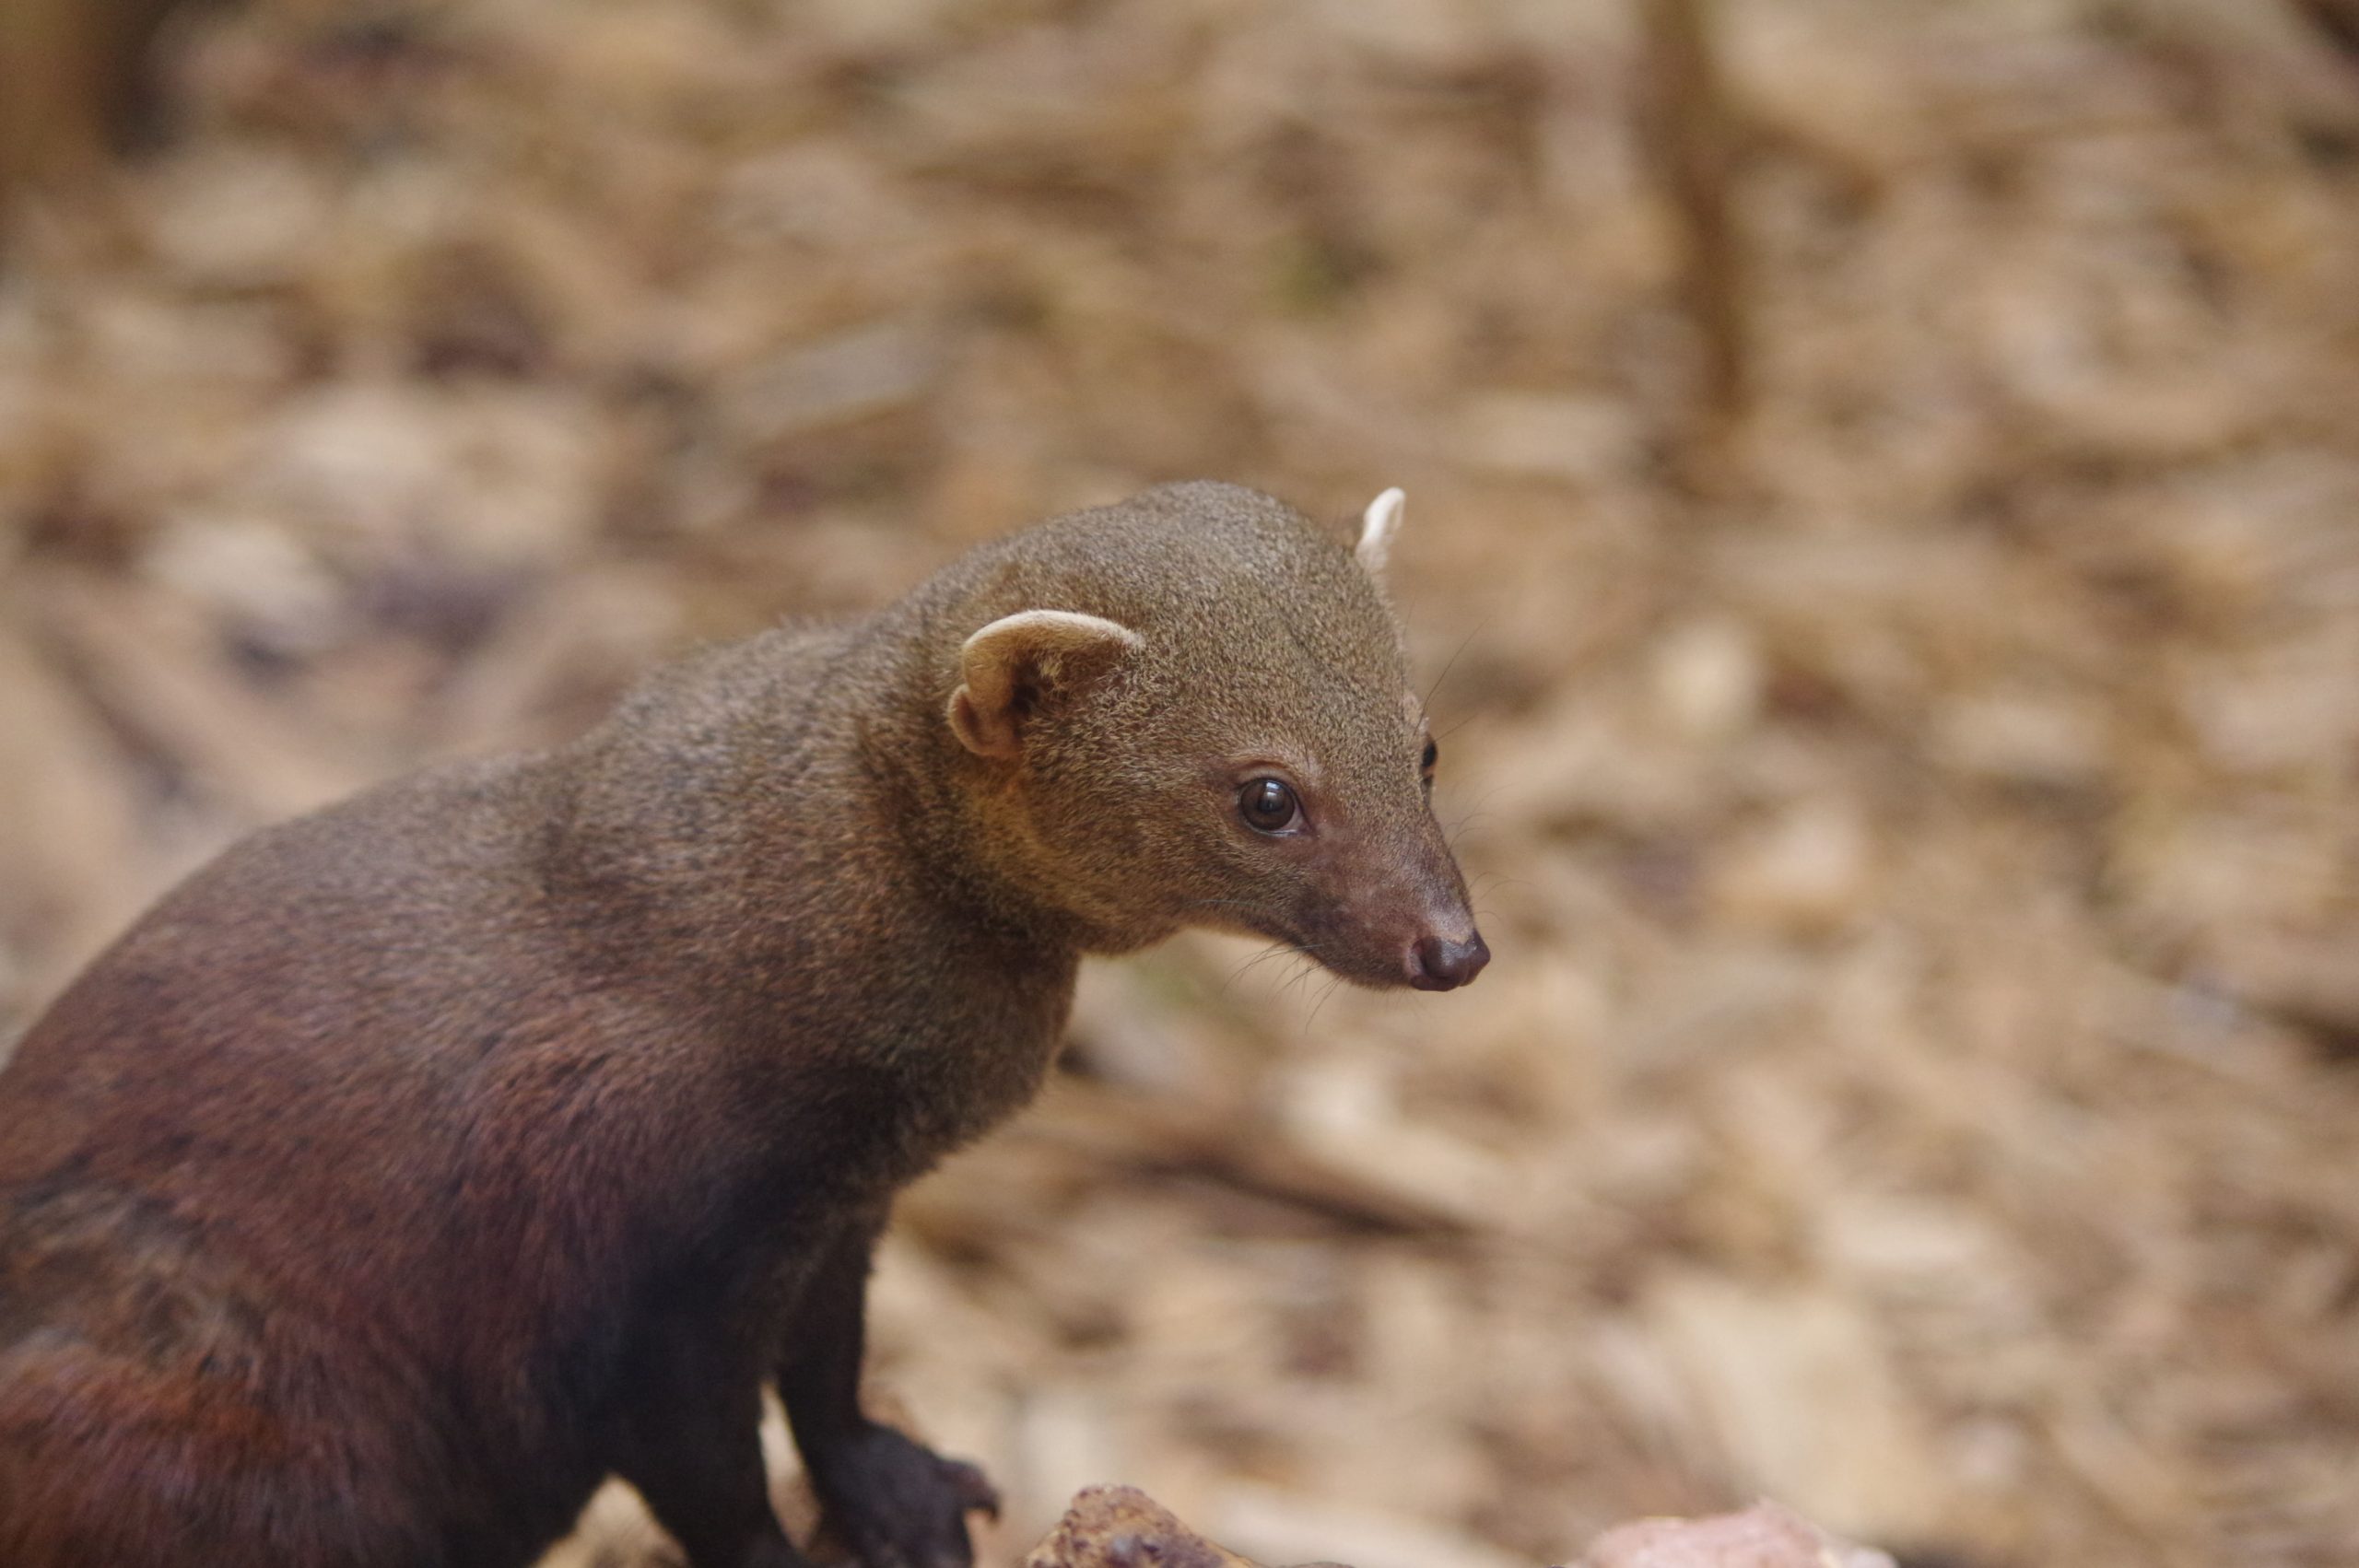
948, 609, 1144, 759
1356, 486, 1404, 578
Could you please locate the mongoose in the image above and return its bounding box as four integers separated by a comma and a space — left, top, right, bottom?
0, 481, 1490, 1568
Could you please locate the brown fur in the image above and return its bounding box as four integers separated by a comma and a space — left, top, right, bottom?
0, 482, 1485, 1568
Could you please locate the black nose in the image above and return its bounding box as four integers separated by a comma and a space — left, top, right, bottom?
1407, 930, 1491, 991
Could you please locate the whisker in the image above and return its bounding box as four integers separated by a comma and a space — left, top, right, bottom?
1229, 944, 1295, 985
1227, 937, 1330, 989
1305, 970, 1349, 1033
1434, 713, 1479, 742
1421, 617, 1490, 709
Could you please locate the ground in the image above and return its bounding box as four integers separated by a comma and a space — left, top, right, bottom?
2, 3, 2356, 1566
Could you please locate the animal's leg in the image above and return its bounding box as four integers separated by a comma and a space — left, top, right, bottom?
609, 1316, 809, 1568
777, 1210, 998, 1568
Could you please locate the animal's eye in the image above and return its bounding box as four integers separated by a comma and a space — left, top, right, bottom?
1421, 737, 1438, 774
1238, 778, 1301, 835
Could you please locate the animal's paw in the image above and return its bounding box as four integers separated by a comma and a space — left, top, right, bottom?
810, 1422, 1000, 1568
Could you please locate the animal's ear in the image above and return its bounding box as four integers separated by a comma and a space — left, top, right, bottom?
1356, 486, 1404, 578
948, 609, 1144, 759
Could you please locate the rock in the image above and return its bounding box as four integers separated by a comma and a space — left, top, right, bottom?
1025, 1485, 1260, 1568
1581, 1500, 1895, 1568
1018, 1487, 1898, 1568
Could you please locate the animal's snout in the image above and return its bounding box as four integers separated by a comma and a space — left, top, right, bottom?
1406, 930, 1490, 990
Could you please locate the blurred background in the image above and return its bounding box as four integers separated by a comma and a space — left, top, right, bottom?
2, 1, 2356, 1565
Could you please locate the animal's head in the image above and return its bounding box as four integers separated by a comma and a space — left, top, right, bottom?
943, 481, 1488, 991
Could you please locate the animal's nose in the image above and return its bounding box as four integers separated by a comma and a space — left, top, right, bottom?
1407, 930, 1490, 991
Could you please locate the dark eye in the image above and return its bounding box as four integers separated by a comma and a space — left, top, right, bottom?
1421, 737, 1438, 774
1238, 778, 1301, 834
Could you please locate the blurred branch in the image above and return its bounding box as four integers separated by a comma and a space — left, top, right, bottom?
0, 0, 190, 211
1639, 0, 1750, 448
2293, 0, 2359, 67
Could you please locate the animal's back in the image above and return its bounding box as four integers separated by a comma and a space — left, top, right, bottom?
0, 748, 608, 1567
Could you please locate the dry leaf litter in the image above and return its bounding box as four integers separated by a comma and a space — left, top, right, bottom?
2, 3, 2357, 1567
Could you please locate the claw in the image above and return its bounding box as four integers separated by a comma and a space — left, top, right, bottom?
813, 1423, 999, 1568
943, 1458, 1001, 1521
